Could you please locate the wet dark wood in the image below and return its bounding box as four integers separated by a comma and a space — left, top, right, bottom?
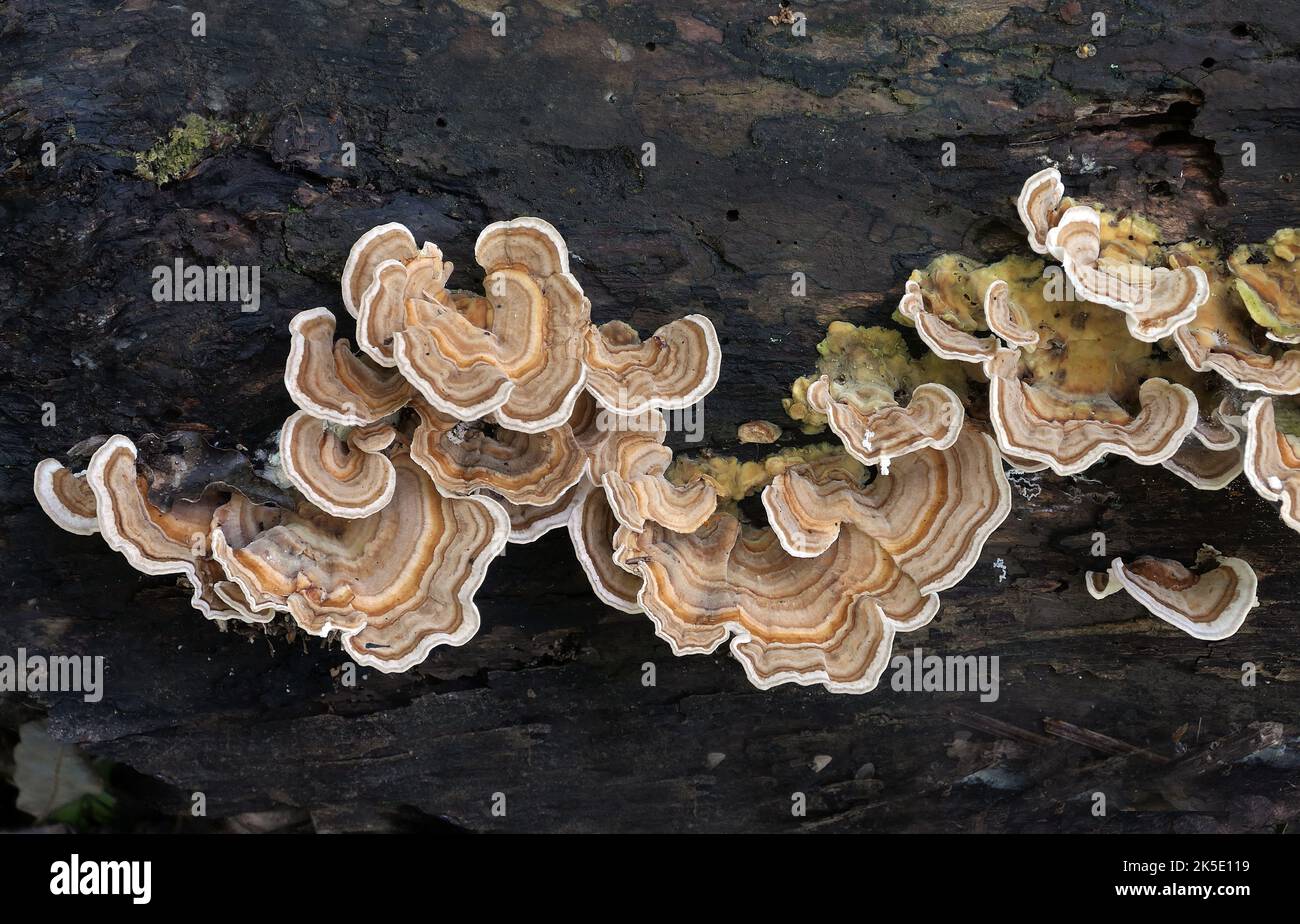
1, 0, 1298, 832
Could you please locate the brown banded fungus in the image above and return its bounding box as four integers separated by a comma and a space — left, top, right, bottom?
278, 410, 397, 519
1227, 230, 1300, 343
211, 452, 510, 672
1018, 168, 1208, 342
568, 481, 643, 614
1086, 547, 1259, 640
901, 253, 1200, 475
737, 420, 782, 444
33, 459, 99, 536
492, 483, 586, 545
583, 316, 721, 415
666, 443, 865, 515
385, 218, 590, 431
600, 428, 718, 533
83, 435, 265, 623
613, 430, 1009, 692
409, 402, 586, 506
784, 323, 967, 471
1243, 396, 1300, 533
1169, 242, 1300, 394
284, 307, 413, 427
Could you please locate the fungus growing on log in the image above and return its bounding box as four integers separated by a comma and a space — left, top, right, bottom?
1016, 167, 1068, 255
409, 403, 586, 506
211, 452, 510, 672
83, 435, 264, 622
1086, 547, 1259, 640
38, 197, 1282, 690
667, 443, 864, 513
784, 323, 967, 470
569, 482, 643, 613
613, 430, 1009, 692
896, 260, 998, 363
1169, 243, 1300, 393
901, 253, 1200, 475
284, 307, 413, 426
737, 420, 782, 444
1227, 229, 1300, 343
33, 459, 99, 536
1015, 168, 1209, 342
385, 217, 590, 432
1243, 396, 1300, 532
278, 411, 397, 519
583, 317, 721, 415
601, 429, 718, 533
493, 484, 585, 544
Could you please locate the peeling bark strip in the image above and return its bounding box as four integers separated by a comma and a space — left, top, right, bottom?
2, 1, 1299, 831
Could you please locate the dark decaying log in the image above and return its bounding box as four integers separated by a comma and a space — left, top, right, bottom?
1, 0, 1298, 832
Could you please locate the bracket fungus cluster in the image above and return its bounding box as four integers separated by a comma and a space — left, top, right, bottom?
33, 172, 1293, 688
613, 430, 1010, 692
891, 168, 1293, 639
37, 217, 722, 673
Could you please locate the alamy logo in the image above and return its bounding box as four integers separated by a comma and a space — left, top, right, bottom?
50, 855, 151, 904
594, 398, 705, 443
152, 258, 260, 312
0, 648, 103, 703
889, 647, 1000, 702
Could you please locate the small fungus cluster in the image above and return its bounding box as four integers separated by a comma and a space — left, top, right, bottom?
37, 169, 1293, 690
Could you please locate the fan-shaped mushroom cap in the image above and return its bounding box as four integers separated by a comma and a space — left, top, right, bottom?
1243, 396, 1300, 532
409, 403, 586, 506
565, 389, 715, 532
762, 428, 1011, 570
1013, 170, 1207, 342
806, 376, 962, 470
1086, 548, 1259, 640
986, 346, 1197, 474
1152, 394, 1243, 490
738, 420, 782, 444
285, 308, 413, 426
1016, 167, 1068, 255
983, 279, 1039, 348
568, 481, 642, 613
391, 217, 590, 432
355, 252, 459, 368
583, 316, 721, 415
84, 435, 266, 622
34, 459, 99, 535
567, 390, 666, 482
1170, 243, 1300, 393
601, 431, 718, 533
896, 260, 998, 363
615, 516, 935, 692
1044, 205, 1207, 342
1227, 230, 1300, 343
906, 254, 1201, 475
278, 410, 397, 519
341, 222, 439, 317
211, 452, 510, 671
784, 324, 967, 469
1163, 441, 1243, 491
614, 431, 1007, 692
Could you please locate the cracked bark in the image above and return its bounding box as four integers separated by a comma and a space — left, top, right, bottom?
2, 1, 1299, 832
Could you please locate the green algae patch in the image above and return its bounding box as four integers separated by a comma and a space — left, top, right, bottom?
134, 114, 237, 185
